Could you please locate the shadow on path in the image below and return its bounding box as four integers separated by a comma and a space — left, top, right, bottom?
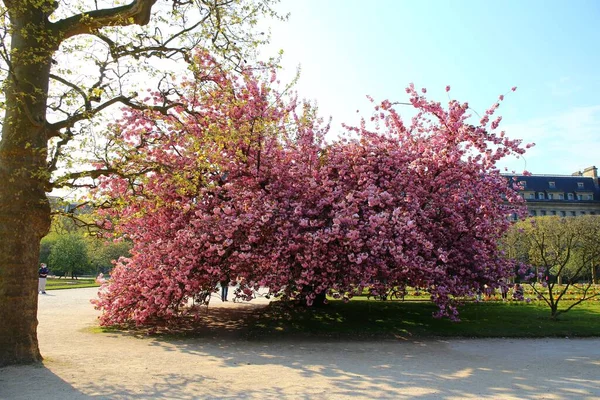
2, 288, 599, 399
0, 364, 91, 399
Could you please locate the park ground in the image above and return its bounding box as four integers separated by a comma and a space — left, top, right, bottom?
0, 287, 599, 399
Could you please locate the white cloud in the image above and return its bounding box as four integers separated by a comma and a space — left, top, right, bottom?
546, 76, 582, 97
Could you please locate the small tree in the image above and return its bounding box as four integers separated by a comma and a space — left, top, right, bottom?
48, 234, 91, 279
39, 234, 58, 267
507, 216, 600, 318
39, 215, 91, 276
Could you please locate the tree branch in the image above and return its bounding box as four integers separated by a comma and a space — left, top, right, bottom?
53, 168, 119, 187
49, 73, 92, 112
47, 94, 136, 137
47, 127, 75, 175
53, 0, 158, 42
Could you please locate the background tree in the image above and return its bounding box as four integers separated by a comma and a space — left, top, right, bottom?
88, 239, 131, 274
39, 234, 57, 268
507, 216, 600, 318
0, 0, 280, 366
39, 214, 131, 277
48, 233, 91, 279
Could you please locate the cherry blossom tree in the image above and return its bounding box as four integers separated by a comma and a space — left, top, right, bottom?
93, 75, 530, 326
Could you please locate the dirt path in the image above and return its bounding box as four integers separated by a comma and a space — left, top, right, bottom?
1, 288, 599, 399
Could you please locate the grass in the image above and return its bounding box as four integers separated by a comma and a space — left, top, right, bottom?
85, 283, 600, 339
45, 277, 100, 290
248, 299, 600, 339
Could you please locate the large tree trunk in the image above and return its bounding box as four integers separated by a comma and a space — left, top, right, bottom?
0, 7, 53, 366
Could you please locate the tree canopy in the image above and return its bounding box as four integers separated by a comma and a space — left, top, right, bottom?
91, 59, 529, 326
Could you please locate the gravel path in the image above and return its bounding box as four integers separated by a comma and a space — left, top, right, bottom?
1, 287, 599, 399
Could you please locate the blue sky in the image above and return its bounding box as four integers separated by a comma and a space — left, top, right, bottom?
261, 0, 600, 175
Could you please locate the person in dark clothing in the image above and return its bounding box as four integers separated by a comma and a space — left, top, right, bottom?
220, 275, 230, 301
500, 285, 508, 301
38, 263, 49, 294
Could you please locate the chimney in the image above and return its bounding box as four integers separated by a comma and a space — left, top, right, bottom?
582, 166, 598, 179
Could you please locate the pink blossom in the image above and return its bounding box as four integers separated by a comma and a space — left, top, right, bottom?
92, 74, 528, 325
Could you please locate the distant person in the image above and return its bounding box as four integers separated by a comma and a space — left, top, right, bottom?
220, 275, 230, 302
476, 289, 482, 302
513, 283, 524, 300
38, 263, 49, 294
500, 285, 508, 301
95, 272, 107, 284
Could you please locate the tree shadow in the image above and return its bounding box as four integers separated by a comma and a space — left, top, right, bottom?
101, 302, 269, 340
84, 305, 600, 399
34, 337, 599, 399
17, 293, 600, 399
0, 363, 91, 399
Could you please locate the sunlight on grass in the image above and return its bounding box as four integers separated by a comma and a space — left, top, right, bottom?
46, 278, 100, 290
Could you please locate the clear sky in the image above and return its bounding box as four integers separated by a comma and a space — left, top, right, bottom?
261, 0, 600, 175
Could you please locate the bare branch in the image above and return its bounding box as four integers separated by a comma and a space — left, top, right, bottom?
47, 127, 75, 175
47, 94, 136, 137
53, 168, 118, 187
52, 163, 164, 190
49, 73, 92, 111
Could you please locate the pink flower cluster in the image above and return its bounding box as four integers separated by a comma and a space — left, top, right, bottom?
92, 55, 527, 326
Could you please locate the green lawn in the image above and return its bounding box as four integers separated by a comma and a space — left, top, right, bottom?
45, 277, 100, 290
248, 299, 600, 339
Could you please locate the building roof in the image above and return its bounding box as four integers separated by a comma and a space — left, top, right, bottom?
506, 174, 599, 194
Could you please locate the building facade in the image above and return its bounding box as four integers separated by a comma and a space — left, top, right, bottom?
506, 166, 600, 217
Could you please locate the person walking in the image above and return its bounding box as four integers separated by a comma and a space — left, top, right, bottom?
38, 263, 49, 294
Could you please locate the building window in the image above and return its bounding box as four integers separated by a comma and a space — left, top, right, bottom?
577, 182, 584, 189
540, 210, 547, 216
577, 194, 583, 200
520, 180, 527, 189
549, 181, 555, 188
551, 210, 557, 215
528, 193, 535, 199
568, 193, 574, 200
530, 210, 537, 216
581, 211, 586, 215
559, 211, 566, 217
558, 193, 564, 200
591, 212, 596, 215
587, 194, 593, 200
538, 192, 545, 200
548, 193, 554, 200
570, 211, 576, 216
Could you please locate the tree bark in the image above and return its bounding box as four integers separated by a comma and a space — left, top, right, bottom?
0, 7, 53, 366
